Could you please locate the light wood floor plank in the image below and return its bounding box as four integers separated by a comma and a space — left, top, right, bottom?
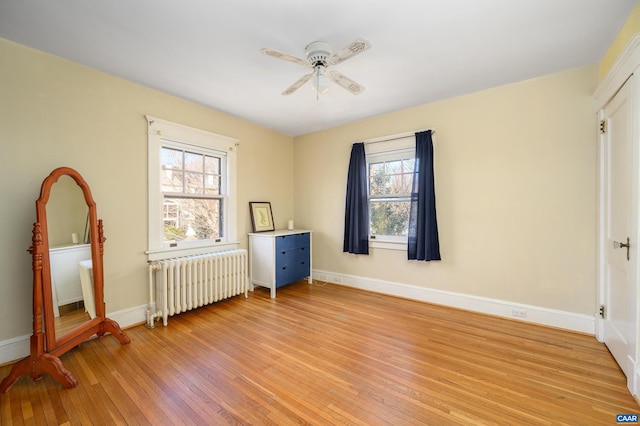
0, 281, 637, 425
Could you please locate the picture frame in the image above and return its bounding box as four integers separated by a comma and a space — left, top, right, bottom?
249, 201, 275, 232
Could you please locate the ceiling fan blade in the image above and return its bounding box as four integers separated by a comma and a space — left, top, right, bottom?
282, 73, 314, 95
328, 38, 371, 65
328, 71, 365, 95
260, 48, 310, 67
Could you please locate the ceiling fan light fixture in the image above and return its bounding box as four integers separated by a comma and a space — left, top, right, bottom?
312, 65, 330, 94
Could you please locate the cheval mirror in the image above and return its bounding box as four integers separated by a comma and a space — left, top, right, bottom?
0, 167, 130, 392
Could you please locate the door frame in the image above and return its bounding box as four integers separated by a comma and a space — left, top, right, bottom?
594, 34, 640, 396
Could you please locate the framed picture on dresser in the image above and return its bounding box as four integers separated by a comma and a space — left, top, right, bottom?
249, 201, 275, 232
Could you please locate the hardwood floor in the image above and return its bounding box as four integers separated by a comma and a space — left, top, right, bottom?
1, 281, 637, 425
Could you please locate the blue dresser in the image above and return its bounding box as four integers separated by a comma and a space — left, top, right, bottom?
248, 230, 312, 298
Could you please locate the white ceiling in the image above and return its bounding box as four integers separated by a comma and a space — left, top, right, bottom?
0, 1, 637, 136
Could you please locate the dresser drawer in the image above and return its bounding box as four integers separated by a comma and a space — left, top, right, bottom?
275, 259, 310, 288
275, 246, 308, 266
275, 232, 310, 251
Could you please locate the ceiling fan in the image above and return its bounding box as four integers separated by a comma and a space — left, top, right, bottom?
260, 38, 371, 99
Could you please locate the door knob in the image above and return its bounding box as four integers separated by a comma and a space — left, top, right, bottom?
613, 237, 630, 261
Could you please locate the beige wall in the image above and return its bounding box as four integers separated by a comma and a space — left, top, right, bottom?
600, 2, 640, 79
0, 38, 294, 341
294, 65, 598, 315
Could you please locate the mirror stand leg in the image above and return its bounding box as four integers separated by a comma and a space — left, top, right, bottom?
38, 353, 78, 388
0, 352, 78, 393
0, 357, 30, 393
99, 318, 131, 345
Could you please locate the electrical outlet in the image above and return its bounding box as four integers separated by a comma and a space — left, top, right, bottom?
511, 308, 527, 319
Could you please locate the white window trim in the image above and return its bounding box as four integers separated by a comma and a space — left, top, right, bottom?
146, 116, 239, 261
365, 133, 415, 251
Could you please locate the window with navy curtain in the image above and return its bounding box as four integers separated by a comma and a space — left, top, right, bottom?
343, 142, 369, 254
408, 130, 441, 261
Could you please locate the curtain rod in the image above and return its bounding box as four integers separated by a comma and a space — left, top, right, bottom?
363, 129, 435, 145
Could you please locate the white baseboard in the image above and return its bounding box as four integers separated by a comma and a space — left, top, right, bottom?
0, 304, 147, 366
109, 304, 148, 330
313, 269, 595, 335
0, 334, 30, 367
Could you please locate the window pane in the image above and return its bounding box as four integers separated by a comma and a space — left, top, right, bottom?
162, 170, 183, 192
401, 158, 414, 193
162, 148, 184, 191
403, 158, 415, 173
387, 174, 407, 195
163, 197, 222, 241
369, 199, 410, 236
369, 162, 384, 175
184, 171, 204, 194
205, 156, 219, 174
402, 174, 413, 193
385, 160, 402, 174
184, 151, 203, 172
162, 148, 182, 170
369, 163, 387, 196
205, 174, 220, 195
163, 201, 179, 228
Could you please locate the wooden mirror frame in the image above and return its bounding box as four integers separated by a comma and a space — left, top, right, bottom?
0, 167, 130, 392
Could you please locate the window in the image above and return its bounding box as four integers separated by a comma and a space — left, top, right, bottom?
147, 116, 238, 261
365, 135, 415, 249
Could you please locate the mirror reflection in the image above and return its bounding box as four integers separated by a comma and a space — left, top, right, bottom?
47, 175, 94, 339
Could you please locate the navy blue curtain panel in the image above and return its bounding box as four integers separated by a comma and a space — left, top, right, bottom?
343, 142, 369, 254
408, 130, 441, 261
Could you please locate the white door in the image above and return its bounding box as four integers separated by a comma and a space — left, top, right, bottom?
602, 76, 637, 385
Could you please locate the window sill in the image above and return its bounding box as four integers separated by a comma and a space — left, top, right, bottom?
369, 239, 407, 251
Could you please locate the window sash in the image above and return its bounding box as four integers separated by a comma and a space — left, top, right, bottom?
369, 197, 412, 237
161, 147, 223, 195
162, 195, 224, 242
